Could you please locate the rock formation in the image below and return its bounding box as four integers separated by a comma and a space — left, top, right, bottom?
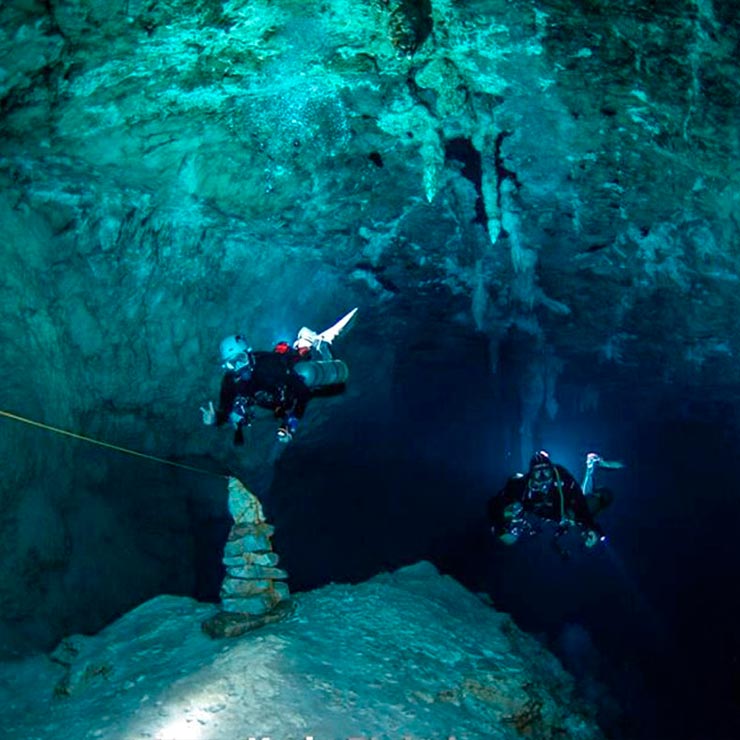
202, 477, 292, 638
2, 562, 606, 740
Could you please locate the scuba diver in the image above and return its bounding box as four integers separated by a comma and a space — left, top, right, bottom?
488, 450, 623, 557
201, 308, 357, 445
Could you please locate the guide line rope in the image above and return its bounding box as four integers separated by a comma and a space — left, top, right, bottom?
0, 409, 227, 479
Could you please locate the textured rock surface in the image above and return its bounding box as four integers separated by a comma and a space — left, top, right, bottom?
1, 562, 604, 739
0, 0, 738, 651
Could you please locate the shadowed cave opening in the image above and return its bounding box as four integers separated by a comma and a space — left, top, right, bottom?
260, 330, 740, 740
444, 137, 487, 226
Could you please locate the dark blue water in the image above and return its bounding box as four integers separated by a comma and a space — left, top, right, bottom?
268, 334, 740, 740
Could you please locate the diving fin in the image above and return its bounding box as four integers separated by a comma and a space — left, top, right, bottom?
294, 307, 358, 353
598, 459, 624, 469
318, 307, 358, 344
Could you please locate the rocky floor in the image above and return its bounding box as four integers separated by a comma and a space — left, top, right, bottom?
1, 562, 604, 740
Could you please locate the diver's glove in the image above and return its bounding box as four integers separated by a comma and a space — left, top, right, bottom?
586, 453, 600, 470
586, 453, 624, 470
229, 396, 253, 426
503, 502, 523, 520
583, 530, 603, 548
496, 503, 536, 544
276, 415, 299, 443
200, 401, 216, 426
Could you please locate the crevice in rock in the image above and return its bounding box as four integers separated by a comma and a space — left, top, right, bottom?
405, 71, 438, 115
383, 0, 434, 55
354, 261, 400, 293
444, 137, 487, 226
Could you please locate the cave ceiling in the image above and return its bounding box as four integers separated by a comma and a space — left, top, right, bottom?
1, 0, 739, 458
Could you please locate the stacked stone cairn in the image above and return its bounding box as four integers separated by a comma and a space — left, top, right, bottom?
202, 477, 293, 638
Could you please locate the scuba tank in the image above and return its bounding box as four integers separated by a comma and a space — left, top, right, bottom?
294, 359, 349, 389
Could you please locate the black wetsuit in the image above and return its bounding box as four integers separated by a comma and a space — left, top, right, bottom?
215, 350, 311, 443
488, 464, 602, 538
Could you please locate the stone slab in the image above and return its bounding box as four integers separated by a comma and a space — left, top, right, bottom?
225, 565, 289, 581
222, 552, 280, 568
224, 535, 273, 556
201, 599, 295, 639
220, 585, 289, 615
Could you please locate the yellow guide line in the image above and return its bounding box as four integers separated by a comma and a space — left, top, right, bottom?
0, 409, 226, 479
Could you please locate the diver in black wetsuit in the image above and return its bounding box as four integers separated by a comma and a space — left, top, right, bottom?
488, 450, 621, 554
201, 335, 311, 445
201, 309, 358, 446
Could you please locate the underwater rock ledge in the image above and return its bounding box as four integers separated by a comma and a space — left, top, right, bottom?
1, 561, 604, 740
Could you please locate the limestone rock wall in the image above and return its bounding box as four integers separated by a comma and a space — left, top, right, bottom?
0, 0, 738, 652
